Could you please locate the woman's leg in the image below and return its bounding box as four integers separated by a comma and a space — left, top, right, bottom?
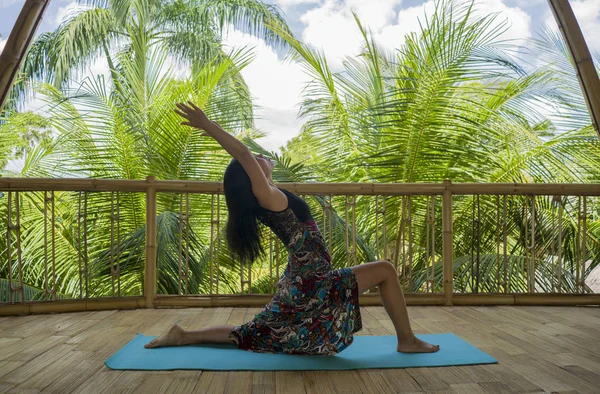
145, 324, 236, 348
350, 260, 439, 353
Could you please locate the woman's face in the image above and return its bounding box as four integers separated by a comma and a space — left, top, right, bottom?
255, 153, 275, 177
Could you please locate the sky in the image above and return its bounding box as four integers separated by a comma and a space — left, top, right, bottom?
1, 0, 599, 154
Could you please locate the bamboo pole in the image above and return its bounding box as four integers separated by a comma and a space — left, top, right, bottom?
2, 293, 598, 315
0, 0, 51, 113
548, 0, 600, 137
452, 293, 600, 306
0, 178, 150, 192
0, 297, 146, 316
450, 183, 600, 196
442, 180, 454, 305
144, 176, 157, 308
3, 178, 600, 196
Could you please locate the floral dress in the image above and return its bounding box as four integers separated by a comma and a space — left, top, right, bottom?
229, 189, 362, 355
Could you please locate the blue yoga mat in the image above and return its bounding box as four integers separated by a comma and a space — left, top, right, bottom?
105, 333, 496, 371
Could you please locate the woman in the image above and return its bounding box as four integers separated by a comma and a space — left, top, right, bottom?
145, 102, 439, 355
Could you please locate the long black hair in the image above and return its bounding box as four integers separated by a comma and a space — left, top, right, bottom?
224, 158, 264, 264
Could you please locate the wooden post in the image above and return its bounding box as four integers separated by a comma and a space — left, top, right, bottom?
0, 0, 51, 113
442, 180, 453, 305
145, 176, 157, 308
548, 0, 600, 137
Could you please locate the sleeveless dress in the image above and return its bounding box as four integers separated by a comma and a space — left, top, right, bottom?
229, 188, 363, 355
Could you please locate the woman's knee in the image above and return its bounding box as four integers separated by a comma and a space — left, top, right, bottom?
376, 260, 397, 277
351, 260, 397, 293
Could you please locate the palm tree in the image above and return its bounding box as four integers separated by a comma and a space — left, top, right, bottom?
277, 0, 600, 293
5, 0, 290, 110
0, 0, 299, 301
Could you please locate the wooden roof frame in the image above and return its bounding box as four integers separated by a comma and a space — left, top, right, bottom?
0, 0, 598, 138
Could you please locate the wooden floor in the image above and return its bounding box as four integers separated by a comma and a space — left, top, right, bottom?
1, 306, 600, 393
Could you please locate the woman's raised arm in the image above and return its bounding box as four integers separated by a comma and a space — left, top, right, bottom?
175, 102, 286, 210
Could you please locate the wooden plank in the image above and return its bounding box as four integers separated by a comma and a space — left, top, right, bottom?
1, 334, 67, 362
276, 372, 305, 394
325, 371, 377, 394
356, 370, 400, 394
358, 308, 389, 336
16, 351, 99, 392
102, 371, 149, 393
374, 369, 424, 393
0, 383, 17, 393
474, 348, 545, 393
5, 344, 76, 385
41, 355, 103, 394
2, 306, 600, 394
477, 381, 517, 394
170, 370, 204, 393
129, 371, 200, 394
252, 371, 276, 394
552, 352, 600, 374
0, 361, 25, 380
492, 324, 572, 355
491, 349, 583, 392
224, 371, 253, 394
193, 371, 228, 393
226, 307, 247, 327
560, 365, 600, 386
0, 314, 46, 332
131, 373, 175, 393
60, 366, 121, 393
449, 383, 487, 394
302, 371, 336, 394
407, 368, 453, 392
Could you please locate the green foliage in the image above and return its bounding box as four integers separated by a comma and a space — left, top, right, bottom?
0, 112, 52, 170
1, 0, 599, 299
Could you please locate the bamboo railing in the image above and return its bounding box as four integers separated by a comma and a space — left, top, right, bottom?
1, 177, 599, 316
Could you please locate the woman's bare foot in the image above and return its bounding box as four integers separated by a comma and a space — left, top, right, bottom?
145, 324, 186, 348
397, 336, 440, 353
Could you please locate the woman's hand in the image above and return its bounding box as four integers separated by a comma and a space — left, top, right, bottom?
175, 102, 212, 135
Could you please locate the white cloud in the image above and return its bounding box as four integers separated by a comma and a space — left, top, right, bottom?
276, 0, 321, 11
254, 109, 305, 152
569, 0, 600, 53
54, 1, 91, 25
542, 0, 600, 53
513, 0, 546, 8
300, 0, 531, 69
377, 1, 437, 51
223, 28, 310, 151
0, 0, 19, 8
473, 0, 532, 45
0, 37, 6, 52
300, 0, 402, 69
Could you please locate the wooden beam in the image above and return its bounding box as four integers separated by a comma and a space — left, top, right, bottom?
548, 0, 600, 137
0, 297, 146, 316
144, 176, 157, 308
2, 293, 598, 315
452, 293, 600, 306
442, 180, 454, 305
4, 178, 600, 196
0, 0, 51, 114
